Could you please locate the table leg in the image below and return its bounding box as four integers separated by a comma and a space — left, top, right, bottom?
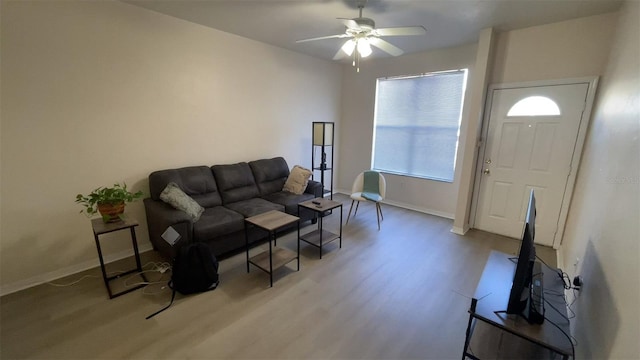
94, 233, 113, 299
130, 226, 148, 282
245, 222, 250, 273
297, 220, 300, 271
339, 204, 343, 248
269, 231, 274, 287
319, 214, 323, 259
130, 228, 142, 269
462, 298, 478, 360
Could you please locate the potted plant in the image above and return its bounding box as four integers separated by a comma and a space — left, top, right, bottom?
75, 183, 144, 223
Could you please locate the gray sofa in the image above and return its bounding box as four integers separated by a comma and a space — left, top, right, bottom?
144, 157, 322, 260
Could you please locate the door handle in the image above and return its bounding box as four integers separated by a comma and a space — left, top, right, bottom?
483, 169, 490, 175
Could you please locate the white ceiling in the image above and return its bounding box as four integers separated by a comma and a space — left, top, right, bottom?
124, 0, 622, 61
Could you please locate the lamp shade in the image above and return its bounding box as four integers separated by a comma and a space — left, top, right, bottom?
357, 38, 372, 57
313, 122, 334, 146
341, 39, 356, 56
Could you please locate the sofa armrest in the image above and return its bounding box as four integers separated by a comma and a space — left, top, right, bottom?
144, 198, 194, 259
305, 180, 324, 198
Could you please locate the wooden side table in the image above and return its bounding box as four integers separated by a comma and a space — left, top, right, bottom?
462, 251, 572, 359
298, 198, 343, 259
244, 210, 300, 287
91, 217, 147, 299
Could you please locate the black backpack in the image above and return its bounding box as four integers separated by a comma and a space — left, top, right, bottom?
172, 242, 219, 294
147, 243, 219, 319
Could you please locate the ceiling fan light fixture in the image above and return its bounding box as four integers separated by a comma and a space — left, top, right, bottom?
295, 1, 427, 69
357, 38, 372, 58
341, 39, 356, 56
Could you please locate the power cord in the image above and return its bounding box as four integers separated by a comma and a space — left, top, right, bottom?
46, 274, 99, 287
47, 261, 172, 287
534, 254, 581, 291
543, 289, 576, 319
544, 315, 577, 359
543, 297, 571, 322
122, 269, 171, 288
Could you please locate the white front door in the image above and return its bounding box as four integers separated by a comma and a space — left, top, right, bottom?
473, 83, 590, 247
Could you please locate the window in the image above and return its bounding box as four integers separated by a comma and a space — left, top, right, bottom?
372, 69, 468, 182
507, 96, 560, 116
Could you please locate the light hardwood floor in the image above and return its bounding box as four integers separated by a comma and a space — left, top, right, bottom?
0, 194, 556, 359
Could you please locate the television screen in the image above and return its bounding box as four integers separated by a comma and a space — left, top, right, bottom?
506, 190, 536, 315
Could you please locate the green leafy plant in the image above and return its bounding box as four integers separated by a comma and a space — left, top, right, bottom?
75, 183, 144, 221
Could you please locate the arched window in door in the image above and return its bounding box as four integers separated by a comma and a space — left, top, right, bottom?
507, 96, 561, 116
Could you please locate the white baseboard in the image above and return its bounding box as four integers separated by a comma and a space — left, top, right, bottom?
335, 189, 455, 219
0, 243, 154, 297
450, 226, 468, 235
4, 191, 456, 297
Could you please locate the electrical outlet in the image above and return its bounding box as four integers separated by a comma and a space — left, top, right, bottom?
573, 257, 580, 269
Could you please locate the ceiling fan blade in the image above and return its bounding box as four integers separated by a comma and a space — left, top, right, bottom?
296, 34, 349, 43
369, 37, 404, 56
337, 18, 360, 30
375, 26, 427, 37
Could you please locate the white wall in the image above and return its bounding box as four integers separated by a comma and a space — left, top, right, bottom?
559, 1, 640, 358
0, 0, 342, 294
491, 12, 618, 84
338, 12, 619, 223
338, 44, 478, 218
453, 28, 495, 234
448, 12, 619, 234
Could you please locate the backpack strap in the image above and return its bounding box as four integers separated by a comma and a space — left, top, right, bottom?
145, 284, 176, 320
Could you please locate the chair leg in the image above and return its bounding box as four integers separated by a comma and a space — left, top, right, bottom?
346, 200, 356, 224
354, 201, 360, 217
377, 202, 384, 221
376, 203, 381, 230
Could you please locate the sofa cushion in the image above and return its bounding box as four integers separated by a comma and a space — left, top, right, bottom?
283, 165, 312, 195
160, 182, 205, 222
149, 166, 222, 208
262, 191, 316, 216
211, 162, 260, 204
193, 206, 245, 241
249, 157, 290, 196
224, 198, 284, 218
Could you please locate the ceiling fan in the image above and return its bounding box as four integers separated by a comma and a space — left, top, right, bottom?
296, 1, 426, 71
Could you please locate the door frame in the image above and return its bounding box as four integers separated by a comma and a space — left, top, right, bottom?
470, 77, 599, 249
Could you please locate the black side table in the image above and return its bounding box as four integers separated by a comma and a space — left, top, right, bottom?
91, 217, 147, 299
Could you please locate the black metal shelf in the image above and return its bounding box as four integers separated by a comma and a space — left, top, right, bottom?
312, 122, 334, 200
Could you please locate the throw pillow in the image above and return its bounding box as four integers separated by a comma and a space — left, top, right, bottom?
160, 182, 204, 222
283, 165, 312, 195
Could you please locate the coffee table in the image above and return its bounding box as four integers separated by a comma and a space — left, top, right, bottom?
244, 210, 300, 287
298, 197, 343, 259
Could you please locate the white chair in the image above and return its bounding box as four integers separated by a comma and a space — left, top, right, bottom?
346, 171, 386, 230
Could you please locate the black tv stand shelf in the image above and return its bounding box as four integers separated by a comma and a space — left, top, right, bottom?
462, 251, 573, 359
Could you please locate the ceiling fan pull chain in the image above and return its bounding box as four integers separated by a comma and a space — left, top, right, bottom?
352, 43, 357, 68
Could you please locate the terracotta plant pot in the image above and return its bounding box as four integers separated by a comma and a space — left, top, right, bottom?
97, 202, 125, 223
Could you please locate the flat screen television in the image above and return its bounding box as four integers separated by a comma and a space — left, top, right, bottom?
506, 189, 542, 322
